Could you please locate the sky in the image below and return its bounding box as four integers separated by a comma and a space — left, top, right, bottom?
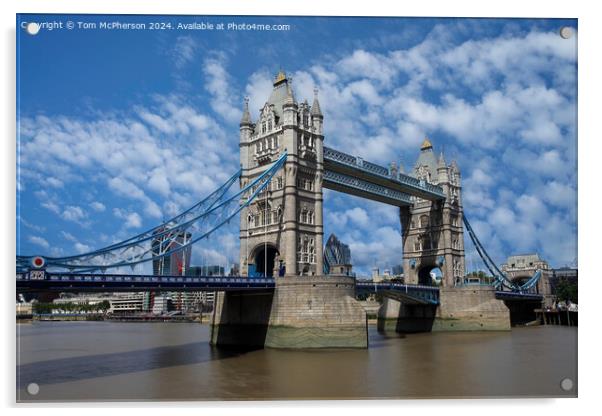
16, 14, 578, 276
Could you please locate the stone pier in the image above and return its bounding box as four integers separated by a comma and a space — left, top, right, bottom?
378, 286, 511, 334
210, 276, 368, 349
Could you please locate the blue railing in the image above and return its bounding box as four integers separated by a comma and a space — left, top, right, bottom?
323, 170, 413, 206
323, 147, 445, 199
355, 281, 440, 305
16, 271, 276, 292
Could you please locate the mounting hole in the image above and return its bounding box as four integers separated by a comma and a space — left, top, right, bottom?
560, 378, 574, 391
560, 26, 573, 39
26, 22, 40, 35
27, 383, 40, 395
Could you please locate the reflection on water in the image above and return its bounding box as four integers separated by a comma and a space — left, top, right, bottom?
16, 321, 577, 401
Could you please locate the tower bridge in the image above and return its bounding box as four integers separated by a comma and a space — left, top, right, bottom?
17, 70, 548, 348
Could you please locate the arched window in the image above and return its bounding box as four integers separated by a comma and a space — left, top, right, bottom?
262, 122, 266, 134
420, 215, 430, 228
414, 239, 421, 251
300, 208, 308, 223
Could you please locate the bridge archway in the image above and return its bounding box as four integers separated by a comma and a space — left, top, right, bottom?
418, 265, 443, 286
252, 244, 280, 277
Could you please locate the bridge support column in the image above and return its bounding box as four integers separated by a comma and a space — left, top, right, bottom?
210, 276, 368, 348
377, 287, 511, 334
377, 297, 437, 334
210, 290, 274, 348
264, 276, 367, 348
433, 287, 510, 331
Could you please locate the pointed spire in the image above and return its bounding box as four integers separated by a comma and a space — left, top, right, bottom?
284, 77, 296, 106
274, 69, 287, 85
421, 137, 433, 150
240, 96, 252, 126
437, 151, 446, 168
451, 159, 460, 173
311, 87, 323, 117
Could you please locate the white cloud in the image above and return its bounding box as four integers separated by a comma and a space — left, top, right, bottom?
172, 36, 196, 69
61, 205, 87, 223
541, 181, 576, 209
113, 208, 143, 229
74, 242, 91, 254
108, 177, 162, 218
61, 231, 77, 242
245, 70, 274, 120
41, 201, 60, 215
28, 235, 49, 249
147, 168, 171, 197
90, 201, 106, 212
203, 52, 242, 124
45, 177, 64, 188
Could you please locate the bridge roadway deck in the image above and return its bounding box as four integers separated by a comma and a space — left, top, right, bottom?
16, 272, 543, 304
16, 272, 276, 293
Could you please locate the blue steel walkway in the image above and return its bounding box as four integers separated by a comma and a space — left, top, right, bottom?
17, 272, 542, 304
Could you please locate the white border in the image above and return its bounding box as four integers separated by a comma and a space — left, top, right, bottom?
3, 0, 599, 414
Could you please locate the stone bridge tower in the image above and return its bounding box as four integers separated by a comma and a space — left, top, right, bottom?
401, 139, 465, 287
239, 71, 324, 277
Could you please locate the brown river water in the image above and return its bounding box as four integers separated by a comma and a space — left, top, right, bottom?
16, 321, 577, 401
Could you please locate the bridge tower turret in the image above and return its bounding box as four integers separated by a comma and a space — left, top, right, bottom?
401, 139, 465, 287
239, 70, 324, 278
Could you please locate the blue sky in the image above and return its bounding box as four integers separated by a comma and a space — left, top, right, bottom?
16, 14, 577, 275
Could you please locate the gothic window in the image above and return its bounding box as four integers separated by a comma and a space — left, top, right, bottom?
300, 208, 308, 223
308, 211, 314, 224
420, 215, 430, 228
303, 112, 309, 126
431, 235, 437, 249
277, 177, 283, 189
256, 143, 260, 153
262, 122, 266, 134
414, 238, 421, 252
268, 120, 272, 131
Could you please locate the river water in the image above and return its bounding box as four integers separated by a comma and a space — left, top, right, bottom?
16, 321, 577, 401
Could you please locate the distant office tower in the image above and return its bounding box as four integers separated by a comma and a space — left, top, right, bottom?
323, 234, 352, 276
186, 265, 225, 277
151, 228, 192, 276
392, 264, 404, 276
